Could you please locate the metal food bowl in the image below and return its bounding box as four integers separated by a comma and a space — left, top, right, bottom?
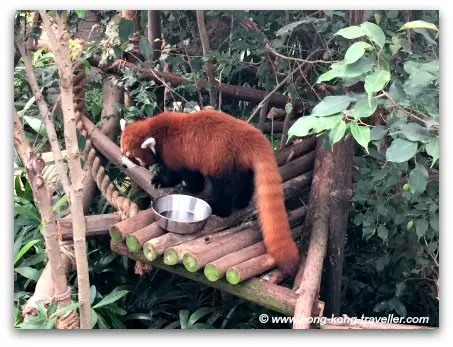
152, 194, 212, 234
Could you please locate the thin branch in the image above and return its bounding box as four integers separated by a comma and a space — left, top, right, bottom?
196, 10, 217, 108
381, 90, 427, 123
40, 10, 92, 329
16, 39, 72, 201
265, 43, 335, 65
14, 108, 72, 317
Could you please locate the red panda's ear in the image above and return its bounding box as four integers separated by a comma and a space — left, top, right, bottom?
120, 119, 126, 131
141, 137, 156, 153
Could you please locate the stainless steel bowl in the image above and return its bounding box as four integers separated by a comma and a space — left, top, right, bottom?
151, 194, 212, 234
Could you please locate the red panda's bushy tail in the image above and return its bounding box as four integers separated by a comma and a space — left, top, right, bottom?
251, 144, 300, 277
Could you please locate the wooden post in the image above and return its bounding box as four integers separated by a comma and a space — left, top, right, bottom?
58, 213, 121, 241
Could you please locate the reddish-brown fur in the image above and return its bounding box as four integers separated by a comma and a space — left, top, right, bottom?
120, 110, 300, 276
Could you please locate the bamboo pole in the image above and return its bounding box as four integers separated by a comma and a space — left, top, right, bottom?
226, 254, 276, 284
58, 213, 121, 241
208, 226, 303, 283
111, 241, 324, 317
163, 222, 254, 265
182, 229, 262, 272
125, 222, 165, 253
109, 208, 155, 243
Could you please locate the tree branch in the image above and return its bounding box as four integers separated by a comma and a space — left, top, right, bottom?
16, 39, 72, 201
14, 108, 72, 320
40, 10, 91, 329
196, 10, 217, 108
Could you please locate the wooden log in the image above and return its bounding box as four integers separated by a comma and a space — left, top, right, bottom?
111, 240, 324, 317
142, 205, 255, 261
109, 208, 155, 243
125, 222, 166, 253
204, 242, 266, 282
227, 254, 276, 284
163, 222, 255, 265
57, 213, 121, 241
80, 115, 170, 199
109, 60, 303, 109
183, 228, 262, 272
207, 226, 304, 283
279, 151, 315, 182
166, 206, 306, 267
275, 136, 317, 166
283, 171, 313, 201
261, 120, 296, 134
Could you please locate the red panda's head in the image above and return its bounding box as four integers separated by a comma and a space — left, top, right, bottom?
119, 119, 157, 168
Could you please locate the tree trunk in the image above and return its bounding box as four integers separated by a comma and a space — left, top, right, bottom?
196, 10, 217, 108
14, 109, 72, 318
147, 10, 162, 62
325, 138, 354, 316
40, 11, 91, 328
293, 136, 333, 329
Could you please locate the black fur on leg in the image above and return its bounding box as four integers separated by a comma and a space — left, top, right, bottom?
151, 165, 182, 188
233, 169, 255, 209
180, 169, 205, 194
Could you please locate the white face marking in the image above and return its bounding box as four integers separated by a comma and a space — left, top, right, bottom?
126, 151, 131, 157
120, 119, 126, 131
141, 137, 156, 154
121, 156, 137, 169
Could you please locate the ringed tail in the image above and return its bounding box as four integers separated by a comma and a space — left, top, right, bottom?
251, 144, 300, 277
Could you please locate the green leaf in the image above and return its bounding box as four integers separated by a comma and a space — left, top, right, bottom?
14, 267, 41, 281
90, 285, 97, 305
311, 95, 352, 117
408, 163, 428, 195
350, 123, 371, 153
76, 128, 86, 151
400, 123, 431, 143
364, 70, 391, 97
179, 310, 190, 329
388, 299, 407, 317
139, 36, 153, 60
75, 10, 86, 18
14, 239, 40, 265
388, 82, 408, 104
361, 21, 386, 48
92, 290, 129, 309
52, 195, 68, 212
35, 301, 47, 319
377, 225, 388, 241
50, 302, 80, 319
335, 25, 365, 39
415, 218, 429, 238
370, 125, 388, 140
344, 42, 372, 65
14, 205, 40, 222
426, 137, 439, 166
188, 307, 215, 326
400, 20, 439, 33
350, 98, 377, 119
284, 103, 293, 115
276, 18, 325, 36
23, 116, 47, 137
91, 309, 98, 328
118, 19, 135, 42
329, 120, 347, 145
373, 300, 387, 312
312, 115, 343, 133
288, 115, 317, 138
430, 215, 439, 231
386, 139, 418, 163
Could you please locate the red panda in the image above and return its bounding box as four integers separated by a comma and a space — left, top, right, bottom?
120, 109, 300, 276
